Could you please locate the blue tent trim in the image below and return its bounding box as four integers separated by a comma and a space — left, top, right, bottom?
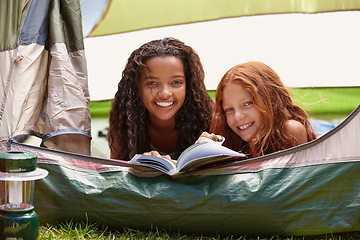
20, 0, 49, 46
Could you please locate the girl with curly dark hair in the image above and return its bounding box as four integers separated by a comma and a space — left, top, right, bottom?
199, 61, 316, 158
108, 37, 213, 160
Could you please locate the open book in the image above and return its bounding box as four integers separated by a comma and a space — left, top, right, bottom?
128, 140, 247, 176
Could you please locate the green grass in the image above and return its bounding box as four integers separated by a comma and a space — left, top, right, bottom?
89, 87, 360, 120
38, 221, 360, 239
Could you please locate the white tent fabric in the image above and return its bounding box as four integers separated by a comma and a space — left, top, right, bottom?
85, 11, 360, 100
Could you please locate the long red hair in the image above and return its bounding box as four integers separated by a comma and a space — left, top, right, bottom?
210, 61, 316, 157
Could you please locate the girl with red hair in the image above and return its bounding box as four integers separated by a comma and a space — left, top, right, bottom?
200, 61, 316, 158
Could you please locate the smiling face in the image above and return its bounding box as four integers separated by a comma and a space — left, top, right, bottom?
222, 82, 264, 142
140, 56, 186, 124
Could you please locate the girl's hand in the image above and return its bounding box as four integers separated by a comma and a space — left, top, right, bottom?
196, 132, 221, 143
196, 132, 225, 144
143, 151, 171, 160
196, 132, 214, 143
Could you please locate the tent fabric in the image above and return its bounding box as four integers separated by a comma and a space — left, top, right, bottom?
86, 0, 360, 37
2, 104, 359, 236
0, 0, 91, 155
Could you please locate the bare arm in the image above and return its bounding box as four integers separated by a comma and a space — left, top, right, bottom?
109, 136, 121, 159
284, 119, 308, 146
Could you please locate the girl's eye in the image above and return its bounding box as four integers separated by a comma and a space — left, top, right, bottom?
244, 101, 252, 106
172, 79, 184, 85
224, 108, 233, 113
146, 81, 157, 87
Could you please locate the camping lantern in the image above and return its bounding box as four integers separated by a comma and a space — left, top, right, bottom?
0, 151, 48, 240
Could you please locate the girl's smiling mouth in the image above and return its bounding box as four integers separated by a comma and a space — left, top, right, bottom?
156, 101, 174, 107
238, 122, 254, 130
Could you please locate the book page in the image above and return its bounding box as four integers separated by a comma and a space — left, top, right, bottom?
129, 154, 177, 174
176, 141, 245, 172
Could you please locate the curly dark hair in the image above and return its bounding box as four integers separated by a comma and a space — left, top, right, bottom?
108, 37, 213, 160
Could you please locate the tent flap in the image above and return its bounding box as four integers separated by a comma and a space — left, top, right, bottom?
87, 0, 360, 37
0, 0, 91, 155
